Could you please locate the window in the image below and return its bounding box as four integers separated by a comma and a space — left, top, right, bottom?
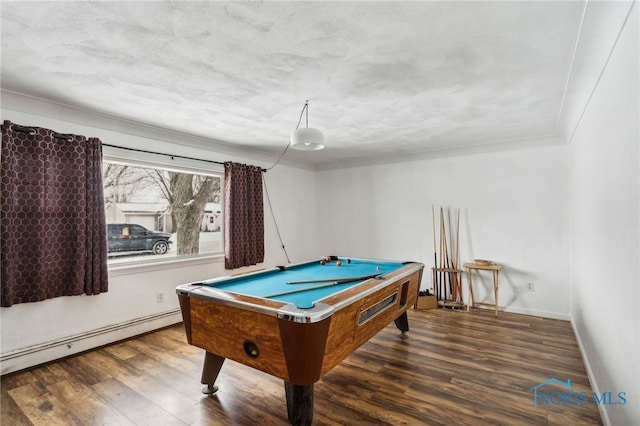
103, 160, 222, 265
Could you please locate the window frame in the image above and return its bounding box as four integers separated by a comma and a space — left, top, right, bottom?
102, 148, 225, 272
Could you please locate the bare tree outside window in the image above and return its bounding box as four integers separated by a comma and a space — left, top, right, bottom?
103, 164, 150, 204
168, 172, 217, 255
103, 162, 222, 263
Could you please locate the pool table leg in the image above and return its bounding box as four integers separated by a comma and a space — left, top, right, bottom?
201, 351, 225, 395
284, 382, 313, 426
394, 311, 409, 332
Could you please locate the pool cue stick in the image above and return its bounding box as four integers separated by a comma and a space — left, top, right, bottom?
231, 268, 266, 276
455, 208, 462, 303
445, 208, 455, 301
440, 207, 449, 300
448, 207, 460, 302
432, 205, 439, 300
265, 275, 382, 299
447, 207, 453, 301
264, 282, 343, 298
287, 272, 382, 285
439, 207, 444, 300
453, 208, 461, 303
441, 207, 451, 300
441, 206, 450, 300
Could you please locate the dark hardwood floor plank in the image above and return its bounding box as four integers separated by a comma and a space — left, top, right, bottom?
29, 363, 75, 388
1, 385, 33, 426
124, 351, 202, 396
46, 378, 135, 425
91, 377, 185, 426
7, 382, 81, 426
124, 337, 201, 375
547, 402, 604, 426
1, 370, 39, 389
102, 340, 142, 361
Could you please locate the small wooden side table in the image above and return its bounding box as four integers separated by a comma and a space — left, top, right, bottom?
464, 262, 502, 316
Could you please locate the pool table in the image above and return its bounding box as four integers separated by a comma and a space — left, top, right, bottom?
176, 256, 424, 425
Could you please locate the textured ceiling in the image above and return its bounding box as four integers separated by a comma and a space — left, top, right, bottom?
1, 1, 585, 166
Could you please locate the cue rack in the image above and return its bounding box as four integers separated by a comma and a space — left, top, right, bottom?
431, 206, 465, 309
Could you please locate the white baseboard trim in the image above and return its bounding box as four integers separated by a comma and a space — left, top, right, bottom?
570, 316, 610, 426
498, 306, 571, 321
1, 309, 183, 375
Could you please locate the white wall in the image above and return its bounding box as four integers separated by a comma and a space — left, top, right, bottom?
316, 144, 571, 319
569, 4, 639, 425
0, 102, 318, 373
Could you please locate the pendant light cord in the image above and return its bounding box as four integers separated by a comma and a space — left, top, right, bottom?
262, 174, 291, 263
262, 100, 312, 263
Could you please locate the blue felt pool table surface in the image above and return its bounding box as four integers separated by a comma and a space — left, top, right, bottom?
201, 257, 405, 309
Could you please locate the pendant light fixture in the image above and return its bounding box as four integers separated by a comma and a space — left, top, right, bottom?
290, 100, 324, 150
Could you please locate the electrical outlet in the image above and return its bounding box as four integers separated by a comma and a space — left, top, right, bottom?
527, 283, 535, 292
156, 292, 165, 303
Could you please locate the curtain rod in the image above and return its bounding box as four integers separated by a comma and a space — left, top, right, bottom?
102, 143, 267, 172
5, 124, 267, 172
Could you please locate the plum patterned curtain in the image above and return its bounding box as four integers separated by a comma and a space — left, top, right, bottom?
224, 162, 264, 269
1, 120, 109, 307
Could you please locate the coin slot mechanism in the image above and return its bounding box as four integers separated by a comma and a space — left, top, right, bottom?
358, 292, 398, 325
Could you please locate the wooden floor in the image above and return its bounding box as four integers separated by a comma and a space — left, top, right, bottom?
1, 308, 602, 425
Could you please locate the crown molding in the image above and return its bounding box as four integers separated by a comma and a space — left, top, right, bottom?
1, 90, 317, 172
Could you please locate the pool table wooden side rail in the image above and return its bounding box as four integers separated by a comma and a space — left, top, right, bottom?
319, 265, 423, 377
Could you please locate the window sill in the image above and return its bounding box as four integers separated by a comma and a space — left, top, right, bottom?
107, 252, 225, 277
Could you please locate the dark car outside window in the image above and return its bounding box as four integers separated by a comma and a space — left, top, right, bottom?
107, 224, 172, 256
